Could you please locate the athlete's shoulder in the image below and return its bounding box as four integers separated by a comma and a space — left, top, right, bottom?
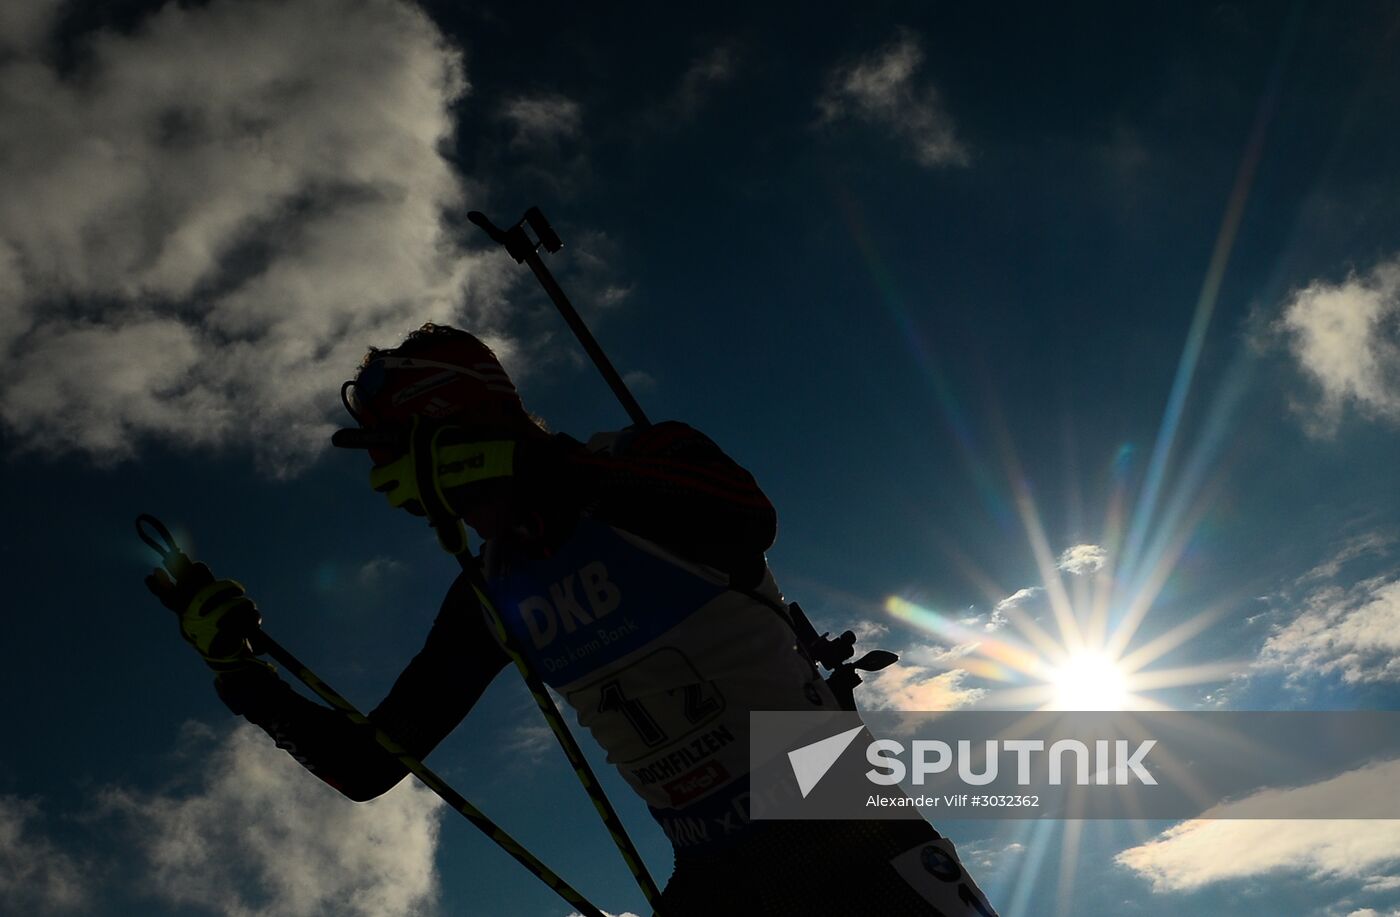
439, 567, 487, 618
584, 421, 727, 459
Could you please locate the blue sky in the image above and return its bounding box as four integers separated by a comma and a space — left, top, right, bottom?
3, 1, 1400, 915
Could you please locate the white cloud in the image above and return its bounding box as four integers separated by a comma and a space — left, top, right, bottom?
956, 838, 1026, 876
1211, 533, 1400, 705
595, 284, 634, 308
1278, 254, 1400, 434
1120, 817, 1400, 896
621, 369, 656, 393
994, 587, 1042, 612
101, 722, 444, 917
1057, 544, 1108, 575
817, 29, 968, 168
1296, 531, 1397, 584
0, 796, 90, 913
901, 640, 982, 668
979, 609, 1009, 632
500, 94, 582, 150
0, 0, 507, 473
0, 0, 63, 55
850, 618, 892, 643
671, 44, 737, 117
861, 664, 986, 711
357, 555, 406, 587
1116, 767, 1400, 893
983, 586, 1046, 631
544, 227, 633, 324
502, 721, 555, 763
1257, 574, 1400, 684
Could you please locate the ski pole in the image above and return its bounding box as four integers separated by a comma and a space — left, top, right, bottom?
465, 210, 665, 909
468, 208, 650, 427
332, 431, 664, 905
468, 207, 898, 707
425, 516, 665, 912
135, 514, 610, 917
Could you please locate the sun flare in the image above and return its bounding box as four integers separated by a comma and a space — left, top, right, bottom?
1049, 651, 1129, 711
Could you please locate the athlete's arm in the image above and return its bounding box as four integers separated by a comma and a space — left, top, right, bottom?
568, 421, 778, 585
214, 572, 508, 801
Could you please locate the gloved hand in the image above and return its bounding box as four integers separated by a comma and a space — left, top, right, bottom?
368, 416, 521, 521
146, 555, 269, 675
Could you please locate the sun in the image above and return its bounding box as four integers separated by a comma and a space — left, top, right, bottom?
1049, 651, 1129, 711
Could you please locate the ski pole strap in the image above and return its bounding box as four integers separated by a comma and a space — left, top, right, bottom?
136, 513, 188, 571
433, 517, 470, 556
458, 557, 663, 911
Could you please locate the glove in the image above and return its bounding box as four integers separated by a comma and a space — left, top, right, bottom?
146, 556, 269, 675
369, 416, 520, 521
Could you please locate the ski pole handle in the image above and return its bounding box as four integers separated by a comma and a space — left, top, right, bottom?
468, 207, 652, 429
136, 513, 180, 562
136, 513, 194, 577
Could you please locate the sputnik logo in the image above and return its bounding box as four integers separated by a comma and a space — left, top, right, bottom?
787, 726, 865, 798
